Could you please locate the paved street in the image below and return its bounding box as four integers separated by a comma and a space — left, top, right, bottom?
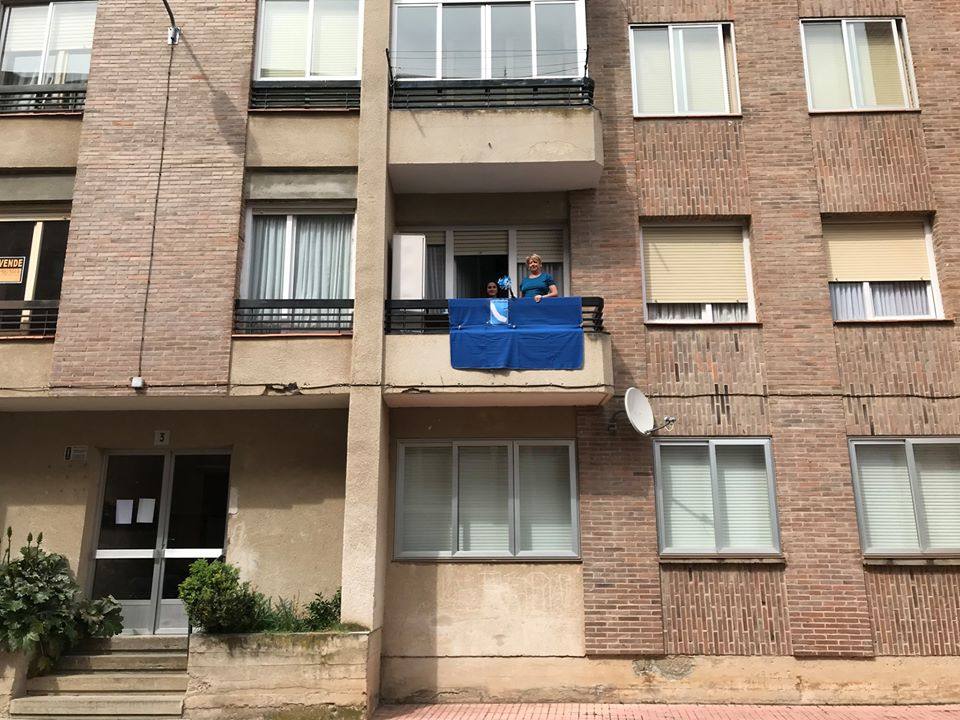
378, 704, 960, 720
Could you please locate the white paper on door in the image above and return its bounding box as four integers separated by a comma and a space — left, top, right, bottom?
115, 499, 134, 525
136, 498, 156, 524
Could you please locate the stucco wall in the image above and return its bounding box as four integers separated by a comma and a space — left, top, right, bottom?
0, 409, 346, 600
246, 114, 359, 168
0, 342, 54, 398
0, 118, 81, 169
229, 338, 353, 402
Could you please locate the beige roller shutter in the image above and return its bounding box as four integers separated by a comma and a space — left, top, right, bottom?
824, 222, 929, 281
423, 230, 446, 246
453, 228, 508, 256
643, 226, 748, 303
516, 228, 565, 263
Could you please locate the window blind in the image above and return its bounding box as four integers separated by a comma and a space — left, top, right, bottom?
517, 445, 572, 554
457, 446, 510, 553
824, 222, 929, 282
47, 2, 96, 51
850, 21, 905, 108
804, 22, 852, 110
2, 5, 48, 54
660, 445, 715, 552
400, 446, 453, 554
715, 445, 774, 550
677, 25, 726, 114
855, 444, 920, 552
260, 0, 308, 78
516, 228, 564, 263
913, 444, 960, 549
453, 228, 509, 256
632, 26, 674, 114
311, 0, 359, 77
643, 226, 747, 303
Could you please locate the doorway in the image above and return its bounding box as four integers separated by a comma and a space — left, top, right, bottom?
91, 452, 230, 635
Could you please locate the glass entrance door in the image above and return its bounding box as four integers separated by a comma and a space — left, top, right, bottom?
92, 453, 230, 635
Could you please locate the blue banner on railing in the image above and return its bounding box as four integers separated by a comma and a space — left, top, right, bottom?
449, 297, 584, 370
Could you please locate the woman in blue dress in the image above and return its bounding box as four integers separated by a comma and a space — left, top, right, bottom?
518, 254, 559, 302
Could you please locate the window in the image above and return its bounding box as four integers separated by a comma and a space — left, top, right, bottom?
396, 440, 578, 558
391, 0, 586, 80
0, 1, 96, 86
256, 0, 362, 80
0, 216, 68, 334
824, 221, 941, 321
654, 439, 780, 557
850, 440, 960, 556
801, 18, 916, 112
629, 23, 740, 116
642, 225, 754, 323
241, 211, 355, 327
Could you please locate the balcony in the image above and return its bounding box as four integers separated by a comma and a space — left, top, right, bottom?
382, 297, 613, 407
0, 300, 58, 337
249, 81, 361, 111
233, 299, 354, 335
0, 84, 85, 114
390, 77, 594, 110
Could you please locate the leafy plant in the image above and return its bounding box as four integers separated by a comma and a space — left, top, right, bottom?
306, 588, 341, 630
0, 528, 123, 675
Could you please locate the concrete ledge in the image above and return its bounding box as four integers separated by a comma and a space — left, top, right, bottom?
0, 651, 29, 716
0, 340, 53, 398
0, 117, 81, 169
246, 114, 359, 168
381, 655, 960, 705
229, 337, 353, 403
184, 632, 372, 720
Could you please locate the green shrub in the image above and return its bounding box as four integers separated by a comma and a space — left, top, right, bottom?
0, 528, 123, 675
306, 588, 341, 629
177, 559, 267, 633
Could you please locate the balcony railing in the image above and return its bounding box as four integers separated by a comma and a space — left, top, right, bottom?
249, 81, 361, 111
385, 297, 604, 334
0, 300, 59, 337
234, 299, 354, 334
0, 84, 85, 114
389, 77, 595, 110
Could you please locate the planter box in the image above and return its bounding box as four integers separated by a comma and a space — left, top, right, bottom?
0, 651, 29, 716
184, 632, 373, 720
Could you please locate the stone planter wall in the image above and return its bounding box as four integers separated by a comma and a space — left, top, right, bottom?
0, 651, 28, 716
184, 631, 373, 720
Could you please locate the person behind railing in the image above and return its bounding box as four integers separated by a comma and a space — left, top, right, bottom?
519, 254, 559, 303
486, 280, 511, 299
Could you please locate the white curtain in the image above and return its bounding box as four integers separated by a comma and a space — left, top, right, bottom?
871, 281, 929, 318
0, 5, 47, 85
829, 282, 866, 321
855, 444, 920, 552
913, 444, 960, 550
458, 446, 510, 553
294, 215, 353, 327
713, 303, 748, 322
660, 445, 715, 552
260, 0, 308, 78
517, 445, 573, 554
715, 445, 775, 551
247, 216, 287, 327
400, 446, 453, 554
425, 244, 446, 299
311, 0, 360, 77
647, 303, 703, 321
43, 2, 96, 85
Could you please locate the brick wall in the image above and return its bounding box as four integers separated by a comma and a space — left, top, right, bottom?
574, 0, 960, 658
50, 0, 255, 393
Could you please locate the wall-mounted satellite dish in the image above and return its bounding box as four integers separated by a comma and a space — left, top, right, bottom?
624, 388, 655, 434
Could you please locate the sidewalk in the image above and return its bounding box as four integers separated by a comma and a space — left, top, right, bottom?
377, 704, 960, 720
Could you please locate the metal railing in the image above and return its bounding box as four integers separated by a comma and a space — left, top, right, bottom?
0, 300, 59, 337
0, 84, 85, 113
389, 77, 595, 110
385, 297, 605, 334
234, 299, 354, 334
249, 81, 361, 111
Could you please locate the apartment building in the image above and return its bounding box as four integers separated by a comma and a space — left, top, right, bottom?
1, 0, 959, 714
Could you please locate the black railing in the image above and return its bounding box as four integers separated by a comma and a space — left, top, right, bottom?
0, 300, 59, 337
234, 299, 354, 334
249, 81, 361, 111
390, 77, 595, 110
0, 84, 85, 114
385, 297, 605, 334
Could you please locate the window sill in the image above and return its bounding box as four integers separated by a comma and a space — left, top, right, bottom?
0, 334, 55, 342
394, 556, 582, 564
634, 113, 742, 121
809, 108, 921, 117
834, 318, 954, 327
231, 332, 353, 339
645, 321, 762, 328
659, 556, 785, 565
864, 556, 960, 566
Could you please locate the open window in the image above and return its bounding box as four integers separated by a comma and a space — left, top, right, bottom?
0, 216, 68, 336
0, 1, 96, 86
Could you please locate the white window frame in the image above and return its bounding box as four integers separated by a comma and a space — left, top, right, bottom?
395, 439, 580, 560
849, 438, 960, 558
640, 223, 756, 325
628, 22, 741, 118
240, 208, 357, 300
653, 438, 781, 558
0, 0, 96, 87
390, 0, 587, 81
827, 219, 943, 322
799, 17, 918, 113
253, 0, 365, 82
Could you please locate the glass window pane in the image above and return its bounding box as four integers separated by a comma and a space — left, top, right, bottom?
166, 455, 230, 550
400, 446, 453, 553
93, 559, 155, 601
311, 0, 360, 77
855, 444, 920, 552
712, 303, 748, 322
535, 2, 578, 77
97, 455, 165, 550
246, 215, 287, 300
42, 1, 96, 85
442, 5, 481, 79
660, 445, 715, 552
33, 220, 69, 301
830, 282, 867, 321
804, 22, 852, 110
675, 25, 726, 113
259, 0, 308, 78
458, 446, 510, 553
517, 445, 573, 554
293, 215, 354, 299
0, 5, 47, 85
871, 281, 930, 318
395, 5, 437, 79
850, 21, 906, 109
716, 445, 775, 551
647, 303, 704, 321
161, 558, 202, 599
490, 4, 532, 79
0, 221, 34, 303
632, 26, 673, 114
913, 444, 960, 550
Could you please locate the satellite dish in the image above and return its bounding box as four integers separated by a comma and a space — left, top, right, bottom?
624, 388, 655, 435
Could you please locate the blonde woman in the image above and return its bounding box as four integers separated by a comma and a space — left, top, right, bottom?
518, 254, 559, 302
